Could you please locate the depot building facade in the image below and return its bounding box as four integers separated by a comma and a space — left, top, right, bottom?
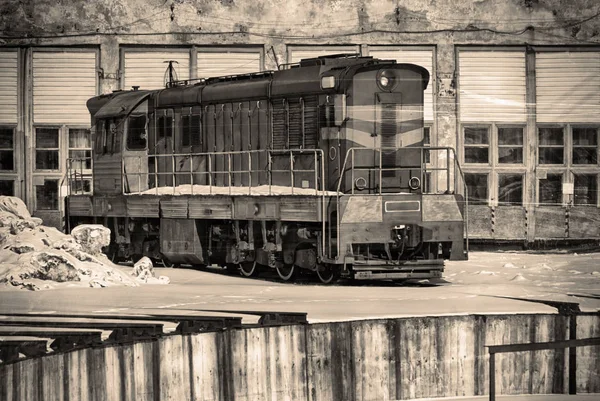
0, 0, 599, 242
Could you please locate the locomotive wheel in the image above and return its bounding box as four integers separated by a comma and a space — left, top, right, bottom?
276, 263, 296, 282
316, 263, 338, 284
239, 261, 259, 277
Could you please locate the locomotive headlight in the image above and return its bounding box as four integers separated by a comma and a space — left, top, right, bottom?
376, 69, 397, 91
408, 176, 421, 190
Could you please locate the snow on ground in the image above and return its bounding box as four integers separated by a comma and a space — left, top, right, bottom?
444, 250, 600, 312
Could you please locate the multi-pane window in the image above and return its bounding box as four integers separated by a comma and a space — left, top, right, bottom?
36, 179, 59, 210
538, 127, 564, 164
539, 174, 562, 205
158, 115, 173, 140
464, 173, 488, 205
69, 129, 92, 170
572, 127, 598, 165
498, 127, 523, 164
464, 127, 489, 164
181, 114, 202, 148
69, 128, 92, 194
498, 174, 523, 206
0, 180, 14, 196
574, 174, 597, 206
0, 127, 14, 171
35, 128, 59, 170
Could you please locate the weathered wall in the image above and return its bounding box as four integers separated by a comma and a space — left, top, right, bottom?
1, 313, 598, 401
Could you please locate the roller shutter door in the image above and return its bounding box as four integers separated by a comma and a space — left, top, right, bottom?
288, 46, 360, 64
123, 50, 190, 90
197, 51, 262, 79
458, 50, 526, 123
536, 51, 600, 123
0, 50, 18, 124
33, 50, 97, 125
369, 48, 435, 122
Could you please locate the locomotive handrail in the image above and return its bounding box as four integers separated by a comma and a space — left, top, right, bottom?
118, 148, 327, 197
66, 156, 93, 196
336, 146, 465, 196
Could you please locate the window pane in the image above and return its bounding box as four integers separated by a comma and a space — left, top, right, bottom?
574, 174, 597, 206
464, 127, 489, 145
0, 150, 14, 170
36, 180, 59, 210
69, 150, 92, 170
539, 147, 564, 164
465, 173, 488, 205
423, 126, 430, 146
538, 127, 563, 146
127, 115, 148, 150
573, 127, 597, 146
36, 150, 59, 170
191, 115, 202, 146
539, 174, 562, 205
70, 179, 91, 194
181, 115, 191, 147
498, 127, 523, 145
498, 174, 523, 206
573, 147, 597, 164
498, 147, 523, 164
36, 128, 59, 148
0, 128, 13, 148
464, 147, 489, 164
0, 180, 14, 196
69, 129, 91, 148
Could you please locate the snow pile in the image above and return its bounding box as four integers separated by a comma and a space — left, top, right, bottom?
132, 257, 170, 284
0, 196, 168, 291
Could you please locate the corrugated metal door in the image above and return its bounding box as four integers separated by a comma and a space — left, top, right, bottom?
32, 50, 97, 125
288, 46, 360, 64
123, 50, 190, 90
458, 50, 527, 122
0, 50, 18, 124
368, 47, 434, 122
536, 51, 600, 123
197, 50, 262, 79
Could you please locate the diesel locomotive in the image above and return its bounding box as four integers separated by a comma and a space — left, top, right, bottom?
66, 53, 467, 283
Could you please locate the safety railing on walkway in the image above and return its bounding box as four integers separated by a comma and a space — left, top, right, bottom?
120, 148, 326, 197
487, 337, 600, 401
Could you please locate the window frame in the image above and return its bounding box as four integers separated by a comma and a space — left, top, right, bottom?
536, 124, 600, 207
537, 125, 566, 166
34, 126, 61, 172
461, 123, 527, 207
571, 125, 599, 166
0, 126, 16, 173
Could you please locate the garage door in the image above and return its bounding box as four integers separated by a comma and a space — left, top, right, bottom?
197, 50, 262, 79
0, 50, 18, 124
123, 50, 190, 90
33, 50, 97, 125
369, 47, 435, 122
287, 46, 360, 64
536, 51, 600, 123
458, 50, 527, 123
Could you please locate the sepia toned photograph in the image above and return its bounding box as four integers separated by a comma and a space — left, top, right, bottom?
0, 1, 599, 400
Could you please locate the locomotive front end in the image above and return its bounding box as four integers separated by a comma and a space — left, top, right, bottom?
327, 61, 467, 280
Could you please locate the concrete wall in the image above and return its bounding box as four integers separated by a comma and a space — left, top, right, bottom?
1, 313, 598, 401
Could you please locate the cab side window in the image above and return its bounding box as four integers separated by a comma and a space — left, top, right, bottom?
127, 115, 148, 150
